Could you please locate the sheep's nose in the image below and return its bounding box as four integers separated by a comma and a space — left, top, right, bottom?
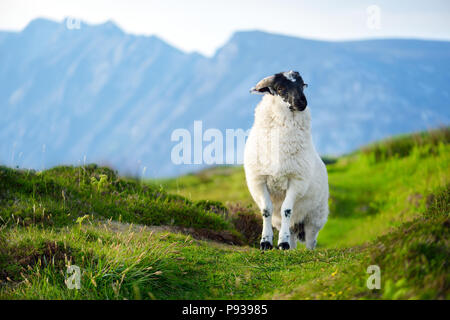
300, 95, 307, 106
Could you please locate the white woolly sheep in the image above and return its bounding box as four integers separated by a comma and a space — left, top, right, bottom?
244, 71, 329, 250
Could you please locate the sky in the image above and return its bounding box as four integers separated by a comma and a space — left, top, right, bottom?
1, 0, 449, 56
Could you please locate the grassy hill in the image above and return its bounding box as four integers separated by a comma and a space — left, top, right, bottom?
0, 128, 448, 299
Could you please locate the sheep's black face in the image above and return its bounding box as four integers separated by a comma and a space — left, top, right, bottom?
251, 71, 308, 111
272, 72, 308, 111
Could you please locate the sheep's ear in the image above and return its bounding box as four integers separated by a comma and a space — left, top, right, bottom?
250, 87, 274, 95
250, 75, 275, 95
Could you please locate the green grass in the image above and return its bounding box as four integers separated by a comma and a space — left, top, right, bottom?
277, 186, 449, 300
155, 166, 251, 205
0, 128, 449, 299
161, 129, 449, 248
0, 164, 234, 232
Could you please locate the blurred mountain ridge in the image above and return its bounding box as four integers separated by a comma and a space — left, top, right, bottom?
1, 18, 449, 177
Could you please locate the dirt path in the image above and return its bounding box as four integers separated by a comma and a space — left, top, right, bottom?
95, 219, 248, 249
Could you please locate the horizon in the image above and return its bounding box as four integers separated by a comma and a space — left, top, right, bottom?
1, 0, 449, 56
3, 16, 450, 57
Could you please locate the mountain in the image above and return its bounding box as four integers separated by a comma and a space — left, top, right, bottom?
1, 18, 449, 177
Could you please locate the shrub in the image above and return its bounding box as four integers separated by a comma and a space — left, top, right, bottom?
194, 200, 262, 247
195, 200, 229, 219
227, 203, 262, 247
369, 186, 450, 299
362, 127, 449, 163
0, 165, 232, 232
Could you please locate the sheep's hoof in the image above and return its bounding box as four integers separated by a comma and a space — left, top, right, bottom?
260, 241, 273, 251
278, 242, 290, 250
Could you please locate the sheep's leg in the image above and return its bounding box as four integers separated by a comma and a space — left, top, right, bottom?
259, 183, 274, 250
289, 231, 298, 249
289, 222, 304, 249
278, 186, 297, 250
247, 179, 274, 250
304, 224, 320, 250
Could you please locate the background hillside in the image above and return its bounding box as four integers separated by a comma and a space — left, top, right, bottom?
1, 18, 449, 177
1, 129, 448, 299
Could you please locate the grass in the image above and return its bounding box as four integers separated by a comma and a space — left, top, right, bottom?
277, 186, 449, 300
162, 129, 449, 249
0, 164, 236, 234
155, 166, 251, 205
0, 128, 448, 299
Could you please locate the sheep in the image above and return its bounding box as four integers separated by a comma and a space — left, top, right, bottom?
244, 71, 329, 250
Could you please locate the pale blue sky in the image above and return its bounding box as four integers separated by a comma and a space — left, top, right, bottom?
1, 0, 449, 55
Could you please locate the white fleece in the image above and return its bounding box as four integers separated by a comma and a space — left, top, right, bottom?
244, 94, 329, 250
